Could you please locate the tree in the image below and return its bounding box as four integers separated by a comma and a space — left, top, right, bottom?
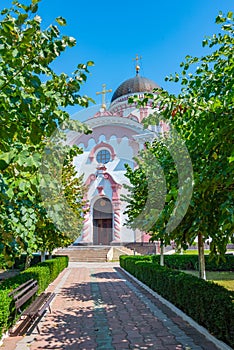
127, 11, 234, 278
0, 0, 93, 265
36, 146, 88, 261
123, 132, 193, 266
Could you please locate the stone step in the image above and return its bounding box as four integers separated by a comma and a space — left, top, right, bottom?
55, 247, 110, 262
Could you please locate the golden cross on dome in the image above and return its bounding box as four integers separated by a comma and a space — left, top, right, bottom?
96, 84, 112, 110
133, 54, 142, 75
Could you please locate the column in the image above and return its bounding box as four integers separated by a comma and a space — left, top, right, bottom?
112, 201, 121, 242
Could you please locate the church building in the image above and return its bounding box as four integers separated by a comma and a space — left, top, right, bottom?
69, 61, 168, 245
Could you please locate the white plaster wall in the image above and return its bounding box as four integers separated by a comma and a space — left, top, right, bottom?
71, 118, 146, 244
108, 137, 134, 161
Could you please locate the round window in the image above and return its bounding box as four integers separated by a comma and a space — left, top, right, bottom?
96, 149, 111, 164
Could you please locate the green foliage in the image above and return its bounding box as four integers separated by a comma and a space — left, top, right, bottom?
125, 12, 234, 261
0, 290, 11, 339
121, 256, 234, 347
119, 255, 152, 271
0, 255, 8, 270
123, 133, 193, 246
22, 266, 51, 294
151, 254, 234, 271
13, 254, 41, 270
56, 255, 69, 269
0, 256, 68, 337
37, 256, 68, 283
0, 0, 94, 262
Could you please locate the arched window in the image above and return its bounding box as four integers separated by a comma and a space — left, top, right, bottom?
96, 149, 111, 164
89, 142, 116, 162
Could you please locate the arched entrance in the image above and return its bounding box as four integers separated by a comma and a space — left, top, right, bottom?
93, 198, 113, 245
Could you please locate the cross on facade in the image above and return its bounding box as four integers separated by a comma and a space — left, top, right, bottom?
133, 54, 142, 75
96, 84, 112, 110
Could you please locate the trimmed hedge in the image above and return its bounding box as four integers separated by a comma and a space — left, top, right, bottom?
13, 253, 69, 270
38, 255, 69, 284
0, 290, 11, 339
0, 256, 68, 339
151, 254, 234, 271
120, 255, 234, 348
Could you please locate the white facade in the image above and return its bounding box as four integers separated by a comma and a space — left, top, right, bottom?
69, 75, 168, 245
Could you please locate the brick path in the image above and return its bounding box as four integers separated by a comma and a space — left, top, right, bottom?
1, 262, 230, 350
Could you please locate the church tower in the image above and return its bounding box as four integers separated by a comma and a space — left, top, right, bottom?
70, 62, 166, 245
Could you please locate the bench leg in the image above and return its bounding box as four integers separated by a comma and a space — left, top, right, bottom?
28, 315, 41, 334
36, 324, 41, 334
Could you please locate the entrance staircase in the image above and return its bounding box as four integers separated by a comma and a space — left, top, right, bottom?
54, 245, 135, 262
55, 246, 111, 262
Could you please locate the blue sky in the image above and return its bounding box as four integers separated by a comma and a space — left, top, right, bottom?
2, 0, 233, 118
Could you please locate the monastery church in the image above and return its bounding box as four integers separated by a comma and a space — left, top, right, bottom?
70, 60, 168, 246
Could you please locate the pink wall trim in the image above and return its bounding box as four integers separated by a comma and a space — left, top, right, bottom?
89, 141, 116, 161
72, 125, 138, 147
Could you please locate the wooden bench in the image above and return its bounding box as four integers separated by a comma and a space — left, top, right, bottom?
8, 279, 55, 336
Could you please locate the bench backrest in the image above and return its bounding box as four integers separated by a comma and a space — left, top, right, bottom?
9, 279, 38, 310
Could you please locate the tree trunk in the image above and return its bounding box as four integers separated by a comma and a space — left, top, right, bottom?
40, 251, 46, 262
198, 232, 206, 280
24, 255, 31, 270
160, 239, 164, 266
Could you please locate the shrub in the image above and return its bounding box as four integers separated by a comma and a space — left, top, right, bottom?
151, 254, 234, 271
0, 290, 11, 339
53, 255, 69, 271
119, 255, 152, 271
21, 266, 51, 294
0, 256, 69, 339
38, 256, 69, 283
121, 256, 234, 348
38, 260, 60, 284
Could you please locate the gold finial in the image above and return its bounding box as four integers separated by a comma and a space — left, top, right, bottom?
96, 83, 112, 110
133, 54, 142, 75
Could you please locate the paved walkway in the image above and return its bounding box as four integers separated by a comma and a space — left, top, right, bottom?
1, 262, 230, 350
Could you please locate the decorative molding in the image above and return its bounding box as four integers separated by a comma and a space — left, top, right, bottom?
85, 173, 96, 186
97, 186, 104, 196
93, 110, 113, 118
89, 141, 116, 161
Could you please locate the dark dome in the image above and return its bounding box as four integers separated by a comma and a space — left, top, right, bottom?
111, 75, 160, 102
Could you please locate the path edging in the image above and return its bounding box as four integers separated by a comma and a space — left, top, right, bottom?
119, 267, 232, 350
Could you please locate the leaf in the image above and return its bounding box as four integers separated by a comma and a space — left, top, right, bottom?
0, 150, 15, 169
16, 13, 28, 25
30, 3, 38, 13
67, 36, 76, 47
56, 17, 67, 26
2, 21, 14, 33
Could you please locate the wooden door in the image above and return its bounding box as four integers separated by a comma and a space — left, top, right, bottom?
97, 219, 112, 245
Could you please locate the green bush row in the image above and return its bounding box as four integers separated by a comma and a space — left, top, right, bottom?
0, 255, 69, 339
120, 256, 234, 348
151, 254, 234, 271
37, 255, 68, 283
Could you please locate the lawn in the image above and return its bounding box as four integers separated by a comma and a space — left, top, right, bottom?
176, 250, 210, 255
176, 249, 234, 255
182, 270, 234, 291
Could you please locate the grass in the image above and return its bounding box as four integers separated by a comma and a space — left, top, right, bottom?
182, 270, 234, 291
175, 249, 234, 256
176, 250, 210, 255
